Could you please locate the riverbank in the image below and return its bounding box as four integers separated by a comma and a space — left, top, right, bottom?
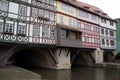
0, 66, 41, 80
95, 59, 120, 69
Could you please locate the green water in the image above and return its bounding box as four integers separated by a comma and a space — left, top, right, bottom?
30, 67, 120, 80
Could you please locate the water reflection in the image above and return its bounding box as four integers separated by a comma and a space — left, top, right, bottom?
30, 67, 120, 80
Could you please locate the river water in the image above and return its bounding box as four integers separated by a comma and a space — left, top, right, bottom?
29, 67, 120, 80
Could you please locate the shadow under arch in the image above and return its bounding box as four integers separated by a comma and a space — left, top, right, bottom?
7, 48, 55, 68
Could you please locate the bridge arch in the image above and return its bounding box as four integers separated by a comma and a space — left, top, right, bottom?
7, 47, 56, 68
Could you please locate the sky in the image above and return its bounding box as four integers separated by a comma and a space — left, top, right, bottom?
77, 0, 119, 19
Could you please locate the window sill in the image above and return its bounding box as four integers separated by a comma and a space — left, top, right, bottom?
4, 32, 14, 35
17, 34, 26, 36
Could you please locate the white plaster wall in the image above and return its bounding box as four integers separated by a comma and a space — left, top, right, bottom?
0, 19, 3, 23
26, 24, 29, 36
27, 7, 30, 21
29, 24, 33, 36
99, 18, 116, 30
28, 24, 33, 43
9, 2, 18, 14
28, 0, 31, 3
14, 22, 17, 34
8, 2, 18, 19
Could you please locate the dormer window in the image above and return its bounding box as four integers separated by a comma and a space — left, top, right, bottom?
83, 6, 90, 9
94, 10, 100, 13
102, 13, 107, 16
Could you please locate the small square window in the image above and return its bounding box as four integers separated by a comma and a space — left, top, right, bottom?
5, 24, 14, 33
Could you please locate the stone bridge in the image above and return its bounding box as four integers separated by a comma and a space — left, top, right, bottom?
0, 44, 116, 69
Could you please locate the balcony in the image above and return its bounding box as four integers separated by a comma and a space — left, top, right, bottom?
57, 23, 82, 48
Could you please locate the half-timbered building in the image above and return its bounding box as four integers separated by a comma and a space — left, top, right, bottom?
0, 0, 56, 45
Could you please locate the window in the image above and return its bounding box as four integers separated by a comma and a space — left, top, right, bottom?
76, 33, 81, 39
0, 1, 8, 11
5, 24, 14, 33
38, 9, 44, 17
69, 18, 77, 27
46, 0, 49, 4
32, 8, 38, 17
84, 24, 91, 30
102, 39, 105, 45
73, 19, 77, 27
95, 39, 99, 44
91, 14, 97, 21
85, 37, 89, 42
50, 12, 54, 21
101, 28, 104, 34
92, 38, 94, 43
105, 29, 108, 35
18, 25, 26, 35
44, 11, 49, 19
0, 22, 3, 33
33, 24, 40, 36
94, 27, 99, 32
60, 16, 64, 23
19, 5, 27, 16
110, 21, 114, 26
110, 40, 115, 46
101, 18, 106, 23
106, 39, 109, 45
66, 30, 69, 38
42, 25, 49, 38
50, 27, 55, 39
61, 3, 65, 10
61, 3, 73, 13
77, 21, 81, 28
109, 30, 114, 36
78, 10, 89, 18
50, 0, 54, 6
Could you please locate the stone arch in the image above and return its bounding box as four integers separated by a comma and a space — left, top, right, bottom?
7, 47, 56, 69
103, 50, 115, 62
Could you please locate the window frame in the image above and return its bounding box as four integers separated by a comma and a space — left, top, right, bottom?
17, 25, 26, 36
33, 24, 40, 36
60, 16, 64, 23
42, 25, 50, 38
32, 7, 38, 17
19, 4, 27, 16
102, 39, 105, 45
0, 1, 8, 12
5, 23, 14, 33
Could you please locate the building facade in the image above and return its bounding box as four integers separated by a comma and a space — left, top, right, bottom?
56, 0, 100, 49
99, 17, 116, 50
0, 0, 117, 68
56, 0, 82, 48
76, 1, 100, 49
0, 0, 56, 45
56, 0, 116, 63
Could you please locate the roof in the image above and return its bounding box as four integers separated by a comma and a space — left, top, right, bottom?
69, 0, 111, 19
58, 0, 113, 20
